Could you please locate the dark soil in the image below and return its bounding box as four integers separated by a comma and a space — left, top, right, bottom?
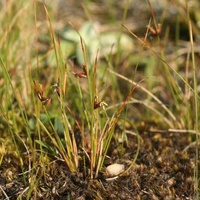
0, 125, 198, 199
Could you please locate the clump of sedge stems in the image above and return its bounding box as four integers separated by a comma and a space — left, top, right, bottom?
32, 4, 140, 179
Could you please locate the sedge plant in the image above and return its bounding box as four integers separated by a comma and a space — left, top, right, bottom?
32, 4, 140, 179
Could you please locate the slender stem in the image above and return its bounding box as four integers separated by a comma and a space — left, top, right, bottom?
189, 20, 199, 199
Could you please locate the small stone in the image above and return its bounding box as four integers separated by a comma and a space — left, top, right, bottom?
106, 163, 125, 177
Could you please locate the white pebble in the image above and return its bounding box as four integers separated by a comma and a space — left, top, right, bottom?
106, 163, 125, 176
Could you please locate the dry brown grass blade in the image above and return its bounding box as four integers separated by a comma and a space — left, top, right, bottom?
121, 23, 199, 100
108, 68, 177, 126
